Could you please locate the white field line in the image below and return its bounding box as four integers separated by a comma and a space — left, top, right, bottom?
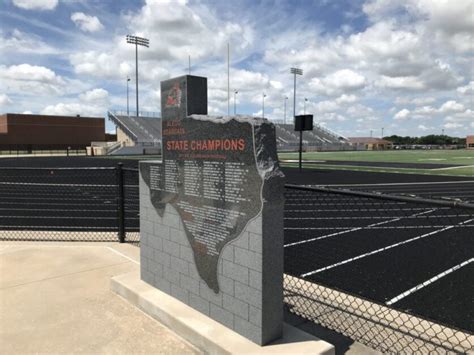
301, 218, 474, 278
0, 208, 116, 212
285, 207, 437, 213
284, 209, 435, 247
385, 258, 474, 306
0, 182, 138, 188
285, 225, 474, 230
317, 180, 474, 187
285, 202, 407, 206
285, 214, 470, 220
434, 165, 474, 171
0, 216, 134, 220
106, 247, 139, 265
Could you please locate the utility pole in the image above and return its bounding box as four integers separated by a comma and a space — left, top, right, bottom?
290, 68, 303, 123
126, 77, 130, 116
262, 93, 266, 118
234, 90, 238, 115
126, 35, 149, 117
227, 43, 230, 116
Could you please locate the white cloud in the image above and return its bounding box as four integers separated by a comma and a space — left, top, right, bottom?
443, 122, 463, 129
12, 0, 58, 10
418, 124, 431, 131
394, 108, 410, 120
71, 12, 104, 33
377, 76, 424, 90
79, 88, 109, 103
0, 94, 13, 106
0, 29, 60, 55
457, 81, 474, 95
0, 64, 88, 100
444, 110, 473, 123
335, 94, 357, 104
309, 69, 366, 96
439, 100, 465, 113
40, 102, 105, 116
0, 63, 63, 83
412, 97, 436, 105
0, 63, 66, 95
413, 106, 436, 116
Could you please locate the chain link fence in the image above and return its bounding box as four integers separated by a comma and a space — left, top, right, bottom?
0, 165, 139, 242
283, 184, 474, 353
1, 163, 472, 352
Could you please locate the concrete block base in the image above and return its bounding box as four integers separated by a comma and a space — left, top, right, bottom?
111, 272, 334, 355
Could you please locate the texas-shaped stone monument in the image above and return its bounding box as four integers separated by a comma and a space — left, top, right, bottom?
139, 75, 284, 344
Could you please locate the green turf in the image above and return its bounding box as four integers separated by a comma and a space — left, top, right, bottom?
94, 151, 474, 176
279, 150, 474, 165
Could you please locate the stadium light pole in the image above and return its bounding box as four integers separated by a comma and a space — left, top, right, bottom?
126, 77, 131, 116
290, 67, 303, 123
126, 35, 149, 117
262, 93, 267, 118
234, 90, 238, 115
381, 127, 384, 138
304, 97, 308, 114
284, 96, 288, 124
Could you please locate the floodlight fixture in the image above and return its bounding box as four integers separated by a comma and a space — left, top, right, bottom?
126, 34, 149, 116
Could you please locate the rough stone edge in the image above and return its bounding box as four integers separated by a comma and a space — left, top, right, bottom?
111, 271, 335, 355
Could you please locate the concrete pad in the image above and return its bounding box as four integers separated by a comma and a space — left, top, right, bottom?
0, 243, 199, 354
112, 271, 335, 355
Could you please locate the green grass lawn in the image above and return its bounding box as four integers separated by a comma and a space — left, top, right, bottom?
279, 150, 474, 177
278, 150, 474, 165
95, 150, 474, 177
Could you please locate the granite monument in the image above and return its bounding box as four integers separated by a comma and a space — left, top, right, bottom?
139, 75, 285, 345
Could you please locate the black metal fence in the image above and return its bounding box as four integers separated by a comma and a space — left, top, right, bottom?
1, 165, 472, 352
0, 164, 138, 242
283, 184, 474, 353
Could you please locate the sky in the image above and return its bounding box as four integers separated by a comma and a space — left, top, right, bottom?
0, 0, 473, 136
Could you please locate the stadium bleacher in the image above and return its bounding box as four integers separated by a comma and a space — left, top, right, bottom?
107, 111, 161, 155
107, 111, 353, 154
275, 123, 353, 151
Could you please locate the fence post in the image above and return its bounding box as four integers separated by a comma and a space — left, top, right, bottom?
117, 163, 125, 243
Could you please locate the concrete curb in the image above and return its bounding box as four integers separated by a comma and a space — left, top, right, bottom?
111, 271, 335, 355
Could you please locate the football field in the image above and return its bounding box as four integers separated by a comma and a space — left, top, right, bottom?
279, 149, 474, 177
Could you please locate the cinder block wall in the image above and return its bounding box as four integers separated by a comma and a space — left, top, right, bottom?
139, 168, 266, 343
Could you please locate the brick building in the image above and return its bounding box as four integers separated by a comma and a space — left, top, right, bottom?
348, 137, 393, 150
0, 113, 105, 151
467, 135, 474, 149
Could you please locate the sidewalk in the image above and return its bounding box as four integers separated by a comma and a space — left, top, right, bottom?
0, 242, 200, 354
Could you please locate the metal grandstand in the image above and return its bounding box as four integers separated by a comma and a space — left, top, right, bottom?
107, 111, 353, 154
107, 111, 161, 155
275, 123, 354, 151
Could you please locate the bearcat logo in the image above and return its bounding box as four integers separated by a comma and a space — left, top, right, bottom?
166, 83, 182, 108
